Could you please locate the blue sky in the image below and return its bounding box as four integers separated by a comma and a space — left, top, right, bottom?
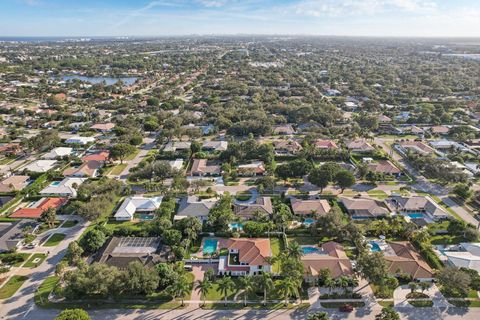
1, 0, 479, 37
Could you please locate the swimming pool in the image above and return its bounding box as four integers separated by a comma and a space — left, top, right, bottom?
303, 218, 316, 226
369, 241, 382, 252
203, 238, 218, 255
50, 181, 61, 186
302, 246, 321, 254
136, 214, 155, 221
407, 213, 424, 219
229, 222, 244, 231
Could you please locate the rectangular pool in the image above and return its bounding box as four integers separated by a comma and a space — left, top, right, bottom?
408, 213, 424, 219
203, 238, 218, 255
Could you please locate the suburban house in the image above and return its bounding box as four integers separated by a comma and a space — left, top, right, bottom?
42, 147, 73, 159
95, 237, 174, 269
234, 197, 273, 220
82, 151, 110, 163
202, 140, 228, 152
217, 238, 272, 276
0, 175, 29, 192
314, 139, 338, 149
189, 159, 221, 176
65, 136, 96, 145
340, 197, 390, 219
345, 139, 375, 153
23, 160, 57, 173
163, 141, 191, 152
237, 161, 266, 176
90, 122, 115, 133
174, 196, 217, 223
383, 241, 434, 281
273, 124, 296, 135
40, 177, 86, 198
389, 196, 450, 221
63, 160, 103, 178
273, 140, 303, 156
397, 141, 435, 156
442, 243, 480, 273
0, 220, 39, 252
169, 159, 184, 170
10, 197, 68, 219
367, 160, 402, 176
301, 241, 353, 283
429, 125, 450, 135
290, 198, 331, 216
114, 196, 163, 221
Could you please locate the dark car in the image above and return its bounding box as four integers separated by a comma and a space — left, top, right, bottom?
339, 304, 354, 312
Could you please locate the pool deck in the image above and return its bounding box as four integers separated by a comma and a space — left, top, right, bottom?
195, 237, 229, 258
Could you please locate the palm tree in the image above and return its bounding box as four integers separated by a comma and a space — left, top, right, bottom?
336, 276, 350, 294
325, 277, 337, 293
168, 276, 191, 306
408, 282, 418, 294
278, 278, 299, 307
238, 276, 254, 307
256, 273, 274, 306
217, 276, 234, 306
419, 282, 430, 294
196, 279, 212, 307
286, 241, 303, 260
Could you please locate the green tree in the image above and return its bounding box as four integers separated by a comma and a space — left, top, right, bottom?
109, 143, 136, 164
437, 266, 471, 297
335, 170, 356, 193
375, 307, 400, 320
55, 309, 91, 320
238, 276, 254, 307
207, 193, 234, 231
41, 207, 57, 228
419, 281, 430, 293
286, 241, 303, 260
308, 168, 330, 194
278, 277, 299, 306
453, 183, 472, 201
218, 276, 235, 306
121, 261, 160, 295
66, 241, 84, 265
80, 229, 106, 253
356, 252, 388, 286
256, 272, 274, 306
408, 282, 418, 294
196, 279, 212, 307
168, 275, 191, 306
307, 311, 331, 320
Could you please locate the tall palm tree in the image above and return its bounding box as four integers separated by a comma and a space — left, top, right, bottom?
238, 276, 254, 307
325, 277, 337, 293
168, 276, 191, 306
278, 278, 299, 307
196, 279, 212, 307
218, 276, 234, 306
286, 241, 303, 260
336, 276, 350, 294
256, 273, 274, 306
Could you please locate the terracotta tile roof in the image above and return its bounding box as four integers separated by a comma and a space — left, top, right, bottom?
385, 241, 434, 279
314, 139, 338, 149
367, 160, 401, 174
10, 197, 68, 219
340, 197, 390, 218
301, 241, 353, 278
225, 238, 272, 266
190, 159, 221, 175
90, 123, 115, 131
290, 198, 331, 215
0, 175, 29, 192
234, 197, 273, 218
82, 151, 109, 162
63, 160, 102, 177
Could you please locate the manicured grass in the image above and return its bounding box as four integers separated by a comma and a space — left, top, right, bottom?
448, 299, 480, 307
367, 190, 389, 200
35, 276, 60, 307
24, 253, 47, 268
408, 300, 433, 307
430, 234, 466, 245
43, 233, 66, 247
0, 275, 28, 299
110, 163, 128, 175
202, 302, 310, 310
320, 301, 365, 308
61, 220, 78, 228
104, 220, 147, 233
270, 237, 283, 273
235, 191, 252, 201
287, 236, 325, 245
378, 301, 394, 308
125, 149, 140, 161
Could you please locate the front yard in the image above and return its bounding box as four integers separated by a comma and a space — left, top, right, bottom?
43, 233, 66, 247
0, 275, 28, 299
24, 253, 47, 268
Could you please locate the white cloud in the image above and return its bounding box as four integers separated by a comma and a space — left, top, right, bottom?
196, 0, 229, 7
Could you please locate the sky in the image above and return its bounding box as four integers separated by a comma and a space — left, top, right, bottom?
0, 0, 480, 37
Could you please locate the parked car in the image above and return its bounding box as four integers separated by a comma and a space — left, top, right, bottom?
339, 304, 354, 312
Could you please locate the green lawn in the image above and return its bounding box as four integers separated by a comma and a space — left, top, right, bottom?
320, 301, 365, 308
43, 233, 66, 247
367, 190, 389, 200
125, 149, 140, 161
24, 253, 47, 268
34, 276, 60, 307
408, 300, 433, 307
378, 301, 394, 308
430, 234, 466, 245
270, 237, 283, 273
0, 275, 28, 299
288, 236, 327, 245
202, 302, 310, 310
0, 252, 31, 267
110, 164, 128, 175
61, 220, 78, 228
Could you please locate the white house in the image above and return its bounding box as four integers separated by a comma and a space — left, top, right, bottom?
65, 136, 95, 145
39, 177, 86, 198
443, 243, 480, 272
42, 147, 73, 159
24, 160, 57, 173
114, 196, 163, 221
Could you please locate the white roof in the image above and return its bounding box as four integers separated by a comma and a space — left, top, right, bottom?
42, 147, 73, 159
40, 177, 86, 197
65, 136, 95, 145
24, 160, 57, 172
114, 196, 163, 219
169, 159, 184, 170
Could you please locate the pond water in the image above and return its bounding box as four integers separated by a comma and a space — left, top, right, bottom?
55, 75, 138, 86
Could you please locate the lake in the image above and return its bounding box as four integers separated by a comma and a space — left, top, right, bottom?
56, 75, 138, 86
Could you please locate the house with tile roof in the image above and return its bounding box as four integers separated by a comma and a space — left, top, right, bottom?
81, 151, 109, 163
189, 159, 221, 176
202, 140, 228, 152
90, 122, 115, 132
389, 195, 450, 221
40, 177, 86, 198
42, 147, 73, 160
23, 160, 57, 173
237, 161, 266, 176
367, 160, 402, 176
345, 139, 375, 153
63, 160, 102, 178
0, 175, 29, 193
340, 197, 390, 219
290, 198, 331, 216
314, 139, 338, 149
301, 241, 353, 283
384, 241, 434, 280
174, 196, 217, 222
10, 197, 68, 219
273, 140, 303, 156
217, 238, 272, 276
234, 197, 273, 220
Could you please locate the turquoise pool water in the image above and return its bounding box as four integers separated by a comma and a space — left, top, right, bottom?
229, 222, 243, 230
137, 214, 154, 221
203, 238, 218, 255
369, 241, 381, 252
50, 181, 61, 186
303, 218, 316, 226
408, 213, 424, 219
302, 246, 321, 254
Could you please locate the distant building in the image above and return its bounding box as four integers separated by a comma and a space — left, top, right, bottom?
114, 196, 163, 221
290, 198, 331, 216
65, 136, 95, 145
345, 139, 375, 153
237, 161, 266, 176
42, 147, 73, 159
340, 197, 390, 219
234, 197, 273, 220
202, 141, 228, 152
189, 159, 221, 176
0, 175, 29, 192
174, 196, 217, 222
23, 160, 57, 173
